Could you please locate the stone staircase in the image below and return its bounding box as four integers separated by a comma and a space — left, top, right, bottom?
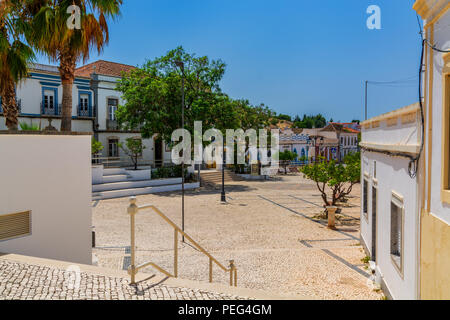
93, 168, 199, 201
200, 170, 243, 186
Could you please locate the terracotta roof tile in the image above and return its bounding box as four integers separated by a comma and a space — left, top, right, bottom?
75, 60, 136, 78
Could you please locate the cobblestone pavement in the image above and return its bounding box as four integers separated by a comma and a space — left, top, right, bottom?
93, 175, 384, 300
0, 260, 251, 300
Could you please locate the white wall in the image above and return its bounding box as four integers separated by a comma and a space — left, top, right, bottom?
0, 116, 93, 132
14, 73, 93, 118
361, 151, 419, 300
0, 134, 92, 265
95, 75, 125, 130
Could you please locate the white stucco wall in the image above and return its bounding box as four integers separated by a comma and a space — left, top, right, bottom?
95, 75, 124, 131
361, 151, 418, 300
0, 134, 92, 265
14, 72, 93, 118
0, 116, 93, 132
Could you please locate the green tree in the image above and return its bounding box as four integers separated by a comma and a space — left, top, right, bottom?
116, 47, 273, 147
116, 47, 226, 143
293, 114, 327, 129
278, 150, 297, 175
277, 114, 292, 122
30, 0, 122, 132
0, 0, 35, 130
119, 138, 145, 171
91, 137, 103, 155
299, 152, 360, 209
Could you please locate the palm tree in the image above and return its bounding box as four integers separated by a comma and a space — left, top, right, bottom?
30, 0, 122, 132
0, 0, 34, 131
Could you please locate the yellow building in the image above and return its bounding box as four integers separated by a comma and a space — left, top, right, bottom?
414, 0, 450, 300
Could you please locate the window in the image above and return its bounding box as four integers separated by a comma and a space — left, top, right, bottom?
371, 183, 378, 261
80, 94, 89, 112
108, 139, 119, 158
390, 193, 404, 273
44, 90, 55, 111
363, 176, 369, 218
373, 161, 377, 179
108, 98, 118, 121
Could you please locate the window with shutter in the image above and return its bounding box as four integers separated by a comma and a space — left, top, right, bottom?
390, 193, 404, 274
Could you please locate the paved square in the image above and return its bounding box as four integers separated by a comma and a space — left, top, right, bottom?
93, 174, 383, 300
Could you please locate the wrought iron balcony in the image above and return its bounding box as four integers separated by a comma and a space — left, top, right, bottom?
40, 103, 62, 116
77, 105, 94, 118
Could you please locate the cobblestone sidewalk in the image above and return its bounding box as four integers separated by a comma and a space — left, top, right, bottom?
0, 259, 251, 300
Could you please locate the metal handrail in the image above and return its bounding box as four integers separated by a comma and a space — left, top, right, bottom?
127, 197, 238, 287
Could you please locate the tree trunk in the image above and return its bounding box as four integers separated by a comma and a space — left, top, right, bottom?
58, 50, 77, 132
1, 79, 19, 131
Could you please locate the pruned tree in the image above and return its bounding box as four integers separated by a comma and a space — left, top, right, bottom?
278, 150, 298, 175
119, 138, 145, 171
299, 152, 360, 211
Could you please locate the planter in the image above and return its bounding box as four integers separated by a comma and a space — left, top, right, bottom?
126, 169, 151, 181
92, 165, 104, 185
326, 206, 338, 230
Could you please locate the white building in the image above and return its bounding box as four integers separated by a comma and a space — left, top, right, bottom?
0, 61, 173, 168
360, 0, 450, 300
279, 128, 312, 161
360, 103, 421, 300
0, 63, 94, 133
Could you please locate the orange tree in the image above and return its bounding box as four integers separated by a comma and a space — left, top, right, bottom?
299, 152, 360, 209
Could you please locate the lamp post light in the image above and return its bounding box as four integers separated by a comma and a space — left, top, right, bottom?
175, 60, 186, 242
221, 139, 226, 203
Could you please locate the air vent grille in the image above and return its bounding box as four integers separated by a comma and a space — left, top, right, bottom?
0, 211, 32, 241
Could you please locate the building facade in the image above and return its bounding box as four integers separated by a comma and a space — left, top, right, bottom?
360, 0, 450, 300
0, 64, 94, 133
360, 103, 421, 300
414, 0, 450, 300
0, 61, 173, 168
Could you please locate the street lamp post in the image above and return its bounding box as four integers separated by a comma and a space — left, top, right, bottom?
175, 61, 185, 242
365, 80, 368, 121
221, 139, 226, 202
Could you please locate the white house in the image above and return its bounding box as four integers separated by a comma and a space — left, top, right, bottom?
359, 0, 450, 301
0, 63, 94, 133
360, 103, 421, 300
75, 60, 173, 167
0, 60, 173, 168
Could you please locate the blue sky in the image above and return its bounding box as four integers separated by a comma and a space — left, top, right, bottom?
37, 0, 422, 122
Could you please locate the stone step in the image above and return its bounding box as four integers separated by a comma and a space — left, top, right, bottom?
0, 253, 305, 300
103, 168, 127, 176
93, 182, 200, 200
93, 178, 182, 193
101, 174, 129, 184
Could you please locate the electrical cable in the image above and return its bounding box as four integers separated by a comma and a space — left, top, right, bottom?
362, 18, 427, 179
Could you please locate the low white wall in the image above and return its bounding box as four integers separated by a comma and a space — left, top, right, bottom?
92, 165, 104, 185
361, 151, 418, 300
126, 169, 151, 181
0, 134, 92, 265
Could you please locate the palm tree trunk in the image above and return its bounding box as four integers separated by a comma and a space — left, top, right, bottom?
58, 50, 77, 132
1, 79, 19, 131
